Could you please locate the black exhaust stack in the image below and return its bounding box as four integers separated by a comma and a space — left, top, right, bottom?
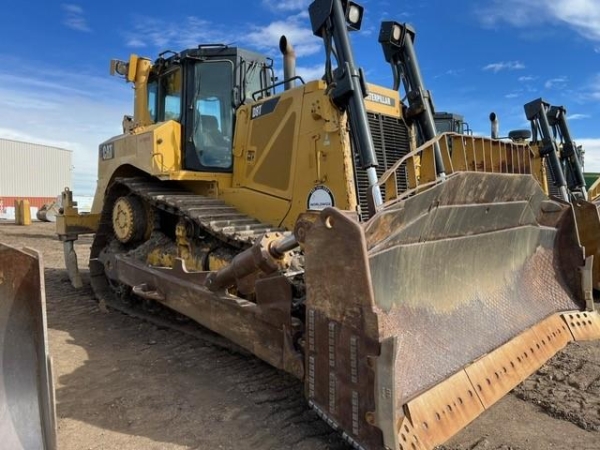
490, 112, 499, 139
279, 36, 296, 91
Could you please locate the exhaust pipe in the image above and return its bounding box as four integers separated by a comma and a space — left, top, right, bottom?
279, 35, 296, 91
490, 112, 499, 139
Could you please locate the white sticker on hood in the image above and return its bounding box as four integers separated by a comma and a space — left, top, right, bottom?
307, 186, 334, 210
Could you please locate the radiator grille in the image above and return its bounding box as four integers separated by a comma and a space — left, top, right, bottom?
354, 113, 411, 220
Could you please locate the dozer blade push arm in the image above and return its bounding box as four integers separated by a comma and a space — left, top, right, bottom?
0, 244, 57, 450
378, 21, 446, 179
547, 104, 587, 199
56, 187, 100, 288
309, 0, 383, 213
95, 233, 304, 379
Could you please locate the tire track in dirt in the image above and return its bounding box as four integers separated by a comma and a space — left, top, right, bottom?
4, 223, 351, 449
44, 266, 350, 449
513, 340, 600, 431
3, 222, 600, 450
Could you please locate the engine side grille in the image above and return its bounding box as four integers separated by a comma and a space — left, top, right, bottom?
354, 113, 411, 220
544, 159, 562, 198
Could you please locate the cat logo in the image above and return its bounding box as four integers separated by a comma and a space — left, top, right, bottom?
100, 143, 114, 161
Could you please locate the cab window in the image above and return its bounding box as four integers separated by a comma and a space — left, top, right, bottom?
192, 61, 233, 169
160, 68, 182, 122
244, 61, 263, 103
147, 80, 157, 122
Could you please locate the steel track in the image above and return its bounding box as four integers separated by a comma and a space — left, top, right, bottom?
85, 176, 365, 450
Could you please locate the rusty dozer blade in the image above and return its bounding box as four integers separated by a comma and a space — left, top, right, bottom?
0, 244, 56, 450
302, 172, 600, 450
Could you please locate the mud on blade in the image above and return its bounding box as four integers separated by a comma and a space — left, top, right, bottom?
0, 244, 56, 450
303, 172, 600, 450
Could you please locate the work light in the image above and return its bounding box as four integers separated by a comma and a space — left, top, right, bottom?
343, 1, 364, 31
110, 59, 129, 77
379, 21, 403, 47
309, 0, 364, 35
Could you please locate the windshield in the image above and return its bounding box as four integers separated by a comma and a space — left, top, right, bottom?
193, 61, 234, 169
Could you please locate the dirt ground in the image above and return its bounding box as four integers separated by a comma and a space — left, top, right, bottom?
2, 221, 600, 450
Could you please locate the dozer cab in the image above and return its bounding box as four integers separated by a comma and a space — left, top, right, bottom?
0, 245, 57, 450
56, 1, 600, 448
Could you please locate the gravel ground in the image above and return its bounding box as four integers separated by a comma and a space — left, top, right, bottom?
2, 221, 599, 450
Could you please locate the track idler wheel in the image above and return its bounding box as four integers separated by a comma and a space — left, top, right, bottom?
112, 196, 150, 244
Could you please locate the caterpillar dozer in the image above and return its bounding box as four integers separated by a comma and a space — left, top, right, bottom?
521, 98, 600, 293
372, 22, 600, 300
55, 1, 600, 448
473, 100, 600, 294
0, 245, 57, 450
523, 98, 587, 202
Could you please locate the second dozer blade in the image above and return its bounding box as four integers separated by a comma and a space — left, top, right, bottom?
0, 244, 56, 450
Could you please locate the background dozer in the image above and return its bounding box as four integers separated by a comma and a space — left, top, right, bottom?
466, 99, 600, 295
0, 244, 57, 450
55, 1, 600, 448
522, 98, 600, 294
395, 31, 600, 298
524, 98, 587, 202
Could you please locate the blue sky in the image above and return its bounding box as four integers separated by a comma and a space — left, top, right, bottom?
1, 0, 599, 194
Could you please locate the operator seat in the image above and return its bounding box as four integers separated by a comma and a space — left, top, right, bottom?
200, 115, 227, 147
195, 114, 231, 168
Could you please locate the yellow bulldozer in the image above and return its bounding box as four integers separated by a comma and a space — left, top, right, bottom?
51, 1, 600, 448
477, 100, 600, 294
522, 98, 600, 293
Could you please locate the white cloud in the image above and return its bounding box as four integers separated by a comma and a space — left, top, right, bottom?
478, 0, 600, 41
544, 76, 568, 89
433, 69, 464, 79
0, 128, 75, 150
126, 37, 146, 48
272, 62, 324, 86
505, 93, 520, 99
518, 76, 537, 82
445, 69, 463, 76
61, 4, 91, 32
261, 0, 310, 12
587, 74, 600, 100
295, 64, 324, 82
124, 12, 321, 58
483, 61, 525, 73
580, 139, 600, 171
245, 12, 321, 58
124, 16, 220, 50
569, 113, 591, 120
